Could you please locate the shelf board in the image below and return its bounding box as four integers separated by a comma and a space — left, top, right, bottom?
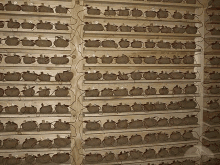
0, 130, 70, 136
205, 35, 220, 40
0, 11, 71, 18
204, 80, 220, 84
205, 65, 220, 68
0, 64, 72, 69
203, 108, 220, 112
0, 147, 71, 153
203, 136, 220, 142
84, 15, 201, 24
205, 51, 220, 55
0, 81, 71, 85
84, 139, 198, 152
83, 124, 199, 135
84, 79, 201, 84
84, 94, 200, 100
84, 47, 201, 52
203, 122, 220, 127
204, 94, 220, 97
0, 46, 71, 51
0, 97, 71, 101
0, 113, 72, 118
84, 0, 202, 8
84, 31, 201, 39
84, 64, 201, 68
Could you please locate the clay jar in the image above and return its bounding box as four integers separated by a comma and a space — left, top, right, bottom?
157, 40, 171, 49
130, 150, 142, 159
117, 136, 128, 145
55, 87, 69, 97
36, 20, 53, 30
87, 7, 100, 15
145, 86, 157, 95
85, 153, 102, 163
3, 138, 19, 149
5, 36, 20, 46
105, 23, 118, 31
103, 120, 116, 130
148, 24, 160, 33
84, 40, 100, 47
118, 72, 129, 80
129, 87, 143, 96
117, 120, 128, 129
102, 104, 116, 113
102, 40, 118, 48
144, 133, 157, 143
37, 87, 50, 97
116, 54, 129, 64
173, 11, 183, 19
21, 2, 37, 12
129, 120, 143, 129
55, 103, 69, 114
7, 19, 20, 29
85, 121, 100, 130
143, 149, 156, 159
35, 37, 52, 47
104, 6, 116, 16
5, 86, 20, 97
21, 37, 35, 46
86, 104, 100, 113
114, 88, 128, 96
173, 25, 185, 34
101, 88, 114, 97
103, 72, 117, 80
131, 8, 143, 17
116, 103, 131, 112
85, 138, 101, 147
103, 136, 115, 146
21, 20, 35, 29
118, 8, 130, 16
5, 1, 21, 11
54, 36, 69, 48
5, 105, 18, 114
55, 21, 69, 30
5, 55, 21, 64
145, 40, 156, 48
23, 56, 35, 64
22, 138, 37, 149
133, 56, 142, 64
38, 4, 54, 13
132, 102, 143, 111
55, 71, 73, 82
157, 9, 169, 18
119, 25, 132, 32
4, 72, 21, 81
55, 5, 68, 14
144, 117, 157, 127
22, 86, 35, 97
145, 10, 157, 18
52, 153, 70, 164
119, 39, 130, 48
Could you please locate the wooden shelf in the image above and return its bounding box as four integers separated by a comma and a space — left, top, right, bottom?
84, 31, 201, 40
0, 113, 72, 118
0, 81, 71, 85
205, 51, 220, 55
0, 11, 71, 18
204, 80, 220, 84
84, 47, 201, 52
203, 108, 220, 112
84, 15, 201, 24
0, 46, 71, 51
84, 0, 202, 8
203, 122, 220, 127
84, 94, 200, 100
203, 136, 220, 142
0, 97, 71, 101
0, 147, 71, 153
204, 94, 220, 97
205, 64, 220, 68
0, 130, 70, 136
84, 64, 201, 68
83, 109, 200, 118
0, 64, 72, 69
84, 79, 201, 84
83, 124, 199, 135
84, 139, 198, 152
205, 35, 220, 40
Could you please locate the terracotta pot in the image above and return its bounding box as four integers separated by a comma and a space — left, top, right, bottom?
39, 139, 52, 148
55, 5, 68, 13
131, 8, 143, 17
105, 23, 118, 31
87, 7, 100, 15
101, 55, 113, 64
118, 8, 130, 16
22, 138, 37, 149
21, 121, 37, 131
55, 21, 69, 30
85, 121, 100, 130
5, 1, 21, 11
85, 56, 97, 64
36, 154, 51, 164
36, 20, 53, 30
102, 104, 116, 113
54, 120, 70, 130
104, 7, 116, 16
54, 137, 71, 147
7, 19, 20, 28
52, 153, 70, 163
21, 2, 37, 12
38, 4, 54, 13
84, 40, 100, 47
173, 11, 183, 19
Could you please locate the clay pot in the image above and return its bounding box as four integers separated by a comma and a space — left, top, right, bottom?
0, 88, 3, 97
37, 87, 50, 97
145, 86, 157, 95
180, 98, 197, 109
129, 87, 143, 96
157, 118, 169, 127
131, 71, 142, 80
52, 153, 70, 163
169, 117, 183, 126
184, 13, 195, 20
118, 72, 129, 80
168, 101, 180, 110
161, 26, 172, 33
85, 56, 97, 64
7, 19, 20, 28
54, 137, 71, 147
143, 149, 156, 159
102, 104, 116, 113
5, 86, 20, 97
55, 103, 69, 114
172, 41, 184, 49
85, 121, 100, 130
119, 25, 132, 32
169, 147, 181, 156
132, 102, 143, 111
35, 37, 52, 47
37, 20, 53, 30
101, 88, 114, 97
85, 153, 102, 163
114, 88, 128, 96
185, 42, 196, 49
131, 40, 142, 48
159, 86, 169, 95
144, 133, 157, 143
55, 87, 69, 97
22, 86, 35, 97
21, 2, 37, 12
38, 4, 54, 13
172, 55, 182, 64
154, 102, 166, 111
86, 104, 100, 113
184, 71, 196, 79
25, 155, 36, 164
116, 103, 131, 112
54, 36, 69, 47
117, 120, 128, 129
158, 148, 169, 157
103, 72, 117, 80
185, 25, 197, 34
4, 72, 21, 81
143, 102, 155, 111
104, 6, 116, 16
118, 8, 130, 16
210, 28, 220, 35
39, 139, 52, 148
132, 8, 143, 17
118, 152, 128, 161
145, 40, 156, 48
116, 54, 129, 64
23, 56, 35, 64
36, 154, 51, 164
55, 5, 68, 14
130, 150, 142, 159
105, 23, 118, 31
55, 71, 73, 82
173, 25, 185, 34
129, 119, 143, 128
5, 1, 21, 11
134, 26, 146, 32
21, 121, 37, 131
157, 9, 168, 18
210, 56, 220, 65
5, 36, 20, 46
184, 84, 197, 94
22, 138, 37, 149
103, 120, 116, 130
159, 71, 170, 80
133, 56, 142, 64
87, 7, 100, 15
157, 40, 171, 49
145, 56, 156, 64
117, 136, 128, 145
170, 131, 182, 141
145, 10, 157, 18
21, 20, 35, 29
144, 118, 157, 127
148, 24, 160, 33
103, 136, 115, 146
119, 39, 130, 48
170, 71, 184, 79
101, 55, 113, 64
173, 11, 183, 19
3, 138, 19, 149
102, 40, 118, 48
183, 130, 194, 140
208, 100, 219, 109
5, 121, 18, 131
54, 120, 70, 130
84, 40, 100, 47
104, 152, 115, 161
20, 106, 37, 114
55, 21, 69, 30
39, 122, 51, 131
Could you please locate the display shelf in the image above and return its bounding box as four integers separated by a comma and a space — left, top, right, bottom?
0, 147, 71, 153
203, 136, 220, 142
0, 97, 71, 101
84, 94, 200, 101
83, 109, 200, 117
84, 64, 201, 68
83, 124, 199, 135
203, 122, 220, 127
0, 81, 71, 85
84, 0, 202, 8
83, 155, 199, 165
84, 140, 198, 152
0, 130, 71, 136
0, 113, 72, 118
0, 11, 71, 18
84, 47, 201, 52
84, 79, 201, 84
84, 31, 201, 40
0, 64, 72, 69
